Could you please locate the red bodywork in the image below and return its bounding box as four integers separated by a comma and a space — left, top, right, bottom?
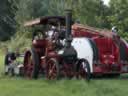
72, 24, 128, 74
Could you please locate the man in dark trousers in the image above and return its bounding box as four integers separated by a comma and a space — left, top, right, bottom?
4, 48, 17, 75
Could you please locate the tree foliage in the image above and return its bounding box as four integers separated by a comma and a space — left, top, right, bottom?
0, 0, 16, 41
1, 0, 128, 41
14, 0, 109, 30
109, 0, 128, 32
109, 0, 128, 40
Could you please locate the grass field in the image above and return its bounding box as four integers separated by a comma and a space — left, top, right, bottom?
0, 51, 128, 96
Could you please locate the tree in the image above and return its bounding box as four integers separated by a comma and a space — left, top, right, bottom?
0, 0, 116, 41
109, 0, 128, 32
109, 0, 128, 40
0, 0, 16, 41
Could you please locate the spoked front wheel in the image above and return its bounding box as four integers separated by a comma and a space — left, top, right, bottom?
76, 59, 91, 81
46, 58, 60, 80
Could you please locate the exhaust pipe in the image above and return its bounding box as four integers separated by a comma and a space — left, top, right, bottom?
61, 10, 77, 63
65, 9, 72, 41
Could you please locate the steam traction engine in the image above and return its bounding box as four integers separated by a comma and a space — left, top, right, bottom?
23, 10, 91, 80
23, 10, 128, 79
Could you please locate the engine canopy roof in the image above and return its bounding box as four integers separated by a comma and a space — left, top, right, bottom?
24, 16, 66, 27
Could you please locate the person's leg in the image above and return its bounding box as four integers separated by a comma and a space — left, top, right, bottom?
4, 65, 9, 75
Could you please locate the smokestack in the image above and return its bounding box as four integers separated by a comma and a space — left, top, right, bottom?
65, 9, 72, 40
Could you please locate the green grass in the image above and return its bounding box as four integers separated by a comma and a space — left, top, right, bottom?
0, 51, 128, 96
0, 77, 128, 96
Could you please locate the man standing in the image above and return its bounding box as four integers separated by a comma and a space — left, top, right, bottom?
4, 48, 16, 75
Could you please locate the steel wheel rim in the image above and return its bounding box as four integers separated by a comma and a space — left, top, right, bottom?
78, 61, 88, 79
47, 60, 58, 79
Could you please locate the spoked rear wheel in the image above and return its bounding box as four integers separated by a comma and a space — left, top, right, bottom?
76, 59, 91, 81
46, 58, 59, 80
23, 48, 40, 79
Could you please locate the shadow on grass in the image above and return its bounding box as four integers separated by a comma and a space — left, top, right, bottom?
92, 74, 128, 80
1, 71, 128, 81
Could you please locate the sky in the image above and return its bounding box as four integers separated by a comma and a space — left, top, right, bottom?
102, 0, 110, 5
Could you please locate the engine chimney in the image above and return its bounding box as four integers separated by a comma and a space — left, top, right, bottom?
65, 9, 72, 41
